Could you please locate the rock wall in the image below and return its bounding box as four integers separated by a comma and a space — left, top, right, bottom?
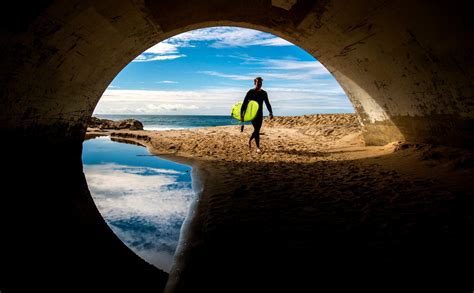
0, 0, 472, 146
0, 0, 472, 291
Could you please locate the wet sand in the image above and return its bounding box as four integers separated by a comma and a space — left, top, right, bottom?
87, 114, 474, 292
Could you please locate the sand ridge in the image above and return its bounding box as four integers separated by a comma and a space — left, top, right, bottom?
89, 114, 390, 164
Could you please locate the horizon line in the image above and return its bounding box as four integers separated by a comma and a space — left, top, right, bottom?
93, 112, 354, 116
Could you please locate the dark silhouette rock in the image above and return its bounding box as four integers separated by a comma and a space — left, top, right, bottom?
88, 116, 144, 130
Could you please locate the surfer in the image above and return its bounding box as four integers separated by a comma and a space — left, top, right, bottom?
241, 77, 273, 153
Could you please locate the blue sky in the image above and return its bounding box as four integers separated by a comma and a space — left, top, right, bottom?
94, 26, 354, 116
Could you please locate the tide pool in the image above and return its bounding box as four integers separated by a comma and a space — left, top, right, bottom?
82, 136, 193, 272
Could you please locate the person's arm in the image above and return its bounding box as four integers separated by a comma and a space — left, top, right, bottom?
264, 91, 273, 119
240, 90, 251, 121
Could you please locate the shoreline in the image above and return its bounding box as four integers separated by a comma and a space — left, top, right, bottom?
85, 114, 474, 291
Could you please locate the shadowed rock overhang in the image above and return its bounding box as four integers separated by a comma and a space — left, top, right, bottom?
0, 0, 472, 291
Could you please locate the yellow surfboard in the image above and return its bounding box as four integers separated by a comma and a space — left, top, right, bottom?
231, 100, 259, 122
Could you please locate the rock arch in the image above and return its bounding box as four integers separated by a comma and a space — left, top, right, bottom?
1, 0, 472, 291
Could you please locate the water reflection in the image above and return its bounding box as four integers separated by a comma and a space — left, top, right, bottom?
82, 136, 193, 272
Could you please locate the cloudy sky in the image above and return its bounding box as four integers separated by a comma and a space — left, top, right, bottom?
94, 26, 353, 116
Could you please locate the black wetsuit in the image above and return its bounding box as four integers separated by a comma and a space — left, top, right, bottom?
241, 89, 273, 148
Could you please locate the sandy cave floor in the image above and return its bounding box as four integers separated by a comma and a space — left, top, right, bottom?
86, 114, 474, 291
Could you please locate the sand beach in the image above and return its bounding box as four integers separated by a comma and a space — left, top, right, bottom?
87, 114, 474, 292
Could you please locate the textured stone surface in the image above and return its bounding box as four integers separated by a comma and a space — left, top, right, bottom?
1, 0, 473, 145
1, 1, 473, 291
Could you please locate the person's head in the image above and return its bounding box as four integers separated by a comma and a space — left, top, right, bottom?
254, 77, 263, 90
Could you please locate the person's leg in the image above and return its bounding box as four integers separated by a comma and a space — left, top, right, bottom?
253, 117, 262, 150
249, 124, 257, 149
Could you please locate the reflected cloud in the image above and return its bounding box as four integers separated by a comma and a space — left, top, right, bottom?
83, 163, 194, 272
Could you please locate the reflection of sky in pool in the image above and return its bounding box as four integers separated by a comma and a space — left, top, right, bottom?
82, 136, 193, 272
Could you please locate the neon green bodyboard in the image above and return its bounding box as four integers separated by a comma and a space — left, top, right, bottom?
231, 100, 259, 122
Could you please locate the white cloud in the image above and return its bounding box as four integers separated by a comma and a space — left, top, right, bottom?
94, 86, 353, 116
198, 71, 254, 81
157, 80, 178, 84
199, 71, 307, 81
144, 42, 179, 55
133, 54, 186, 62
197, 55, 332, 82
145, 103, 199, 111
132, 27, 293, 62
251, 37, 294, 47
133, 42, 186, 62
95, 88, 245, 115
266, 83, 345, 95
231, 55, 332, 79
254, 72, 319, 80
168, 26, 293, 48
264, 59, 329, 73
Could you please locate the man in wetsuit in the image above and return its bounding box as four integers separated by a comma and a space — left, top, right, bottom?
240, 77, 273, 153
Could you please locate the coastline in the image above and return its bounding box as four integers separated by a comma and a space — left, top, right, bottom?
85, 113, 474, 291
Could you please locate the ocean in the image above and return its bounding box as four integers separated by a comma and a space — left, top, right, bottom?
95, 114, 244, 131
